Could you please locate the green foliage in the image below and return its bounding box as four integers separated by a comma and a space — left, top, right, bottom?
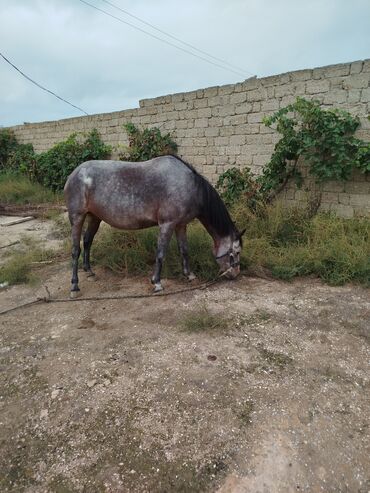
119, 122, 178, 161
217, 98, 370, 207
0, 128, 111, 192
233, 201, 370, 286
262, 97, 370, 194
216, 167, 262, 208
0, 129, 18, 169
34, 129, 111, 191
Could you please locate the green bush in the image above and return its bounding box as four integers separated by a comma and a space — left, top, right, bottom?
0, 128, 111, 192
0, 129, 18, 169
216, 98, 370, 207
216, 167, 262, 209
35, 129, 111, 191
119, 123, 178, 161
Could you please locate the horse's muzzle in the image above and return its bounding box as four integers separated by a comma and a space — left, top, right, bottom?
222, 266, 240, 280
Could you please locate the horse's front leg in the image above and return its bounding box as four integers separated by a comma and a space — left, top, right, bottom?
175, 224, 196, 281
151, 223, 174, 292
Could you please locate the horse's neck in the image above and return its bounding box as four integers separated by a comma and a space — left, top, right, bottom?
198, 217, 232, 252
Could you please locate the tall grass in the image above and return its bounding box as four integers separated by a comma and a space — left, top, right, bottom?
234, 202, 370, 286
0, 172, 60, 205
91, 222, 219, 281
84, 202, 369, 287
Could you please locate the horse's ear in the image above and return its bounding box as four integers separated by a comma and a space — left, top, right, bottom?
239, 228, 246, 238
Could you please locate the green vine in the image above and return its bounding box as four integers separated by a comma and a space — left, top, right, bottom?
261, 97, 370, 196
119, 123, 178, 161
217, 97, 370, 207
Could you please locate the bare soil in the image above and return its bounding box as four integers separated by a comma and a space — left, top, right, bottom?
0, 216, 369, 493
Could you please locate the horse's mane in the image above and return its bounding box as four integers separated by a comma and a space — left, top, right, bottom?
170, 155, 236, 238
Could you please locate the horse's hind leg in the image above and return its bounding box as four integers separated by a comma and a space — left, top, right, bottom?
83, 214, 101, 279
69, 212, 86, 298
175, 224, 196, 281
151, 223, 175, 292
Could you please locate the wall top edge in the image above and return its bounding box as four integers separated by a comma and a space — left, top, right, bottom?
6, 58, 369, 130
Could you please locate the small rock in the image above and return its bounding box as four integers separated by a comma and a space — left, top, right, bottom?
87, 379, 97, 388
40, 409, 48, 419
51, 389, 59, 400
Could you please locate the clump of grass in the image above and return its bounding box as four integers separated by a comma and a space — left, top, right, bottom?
233, 201, 370, 286
239, 309, 272, 326
180, 305, 228, 332
237, 400, 254, 425
59, 199, 369, 287
91, 222, 218, 281
0, 241, 56, 285
0, 172, 60, 205
258, 346, 293, 369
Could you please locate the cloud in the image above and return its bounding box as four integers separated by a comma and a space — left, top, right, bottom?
1, 0, 369, 126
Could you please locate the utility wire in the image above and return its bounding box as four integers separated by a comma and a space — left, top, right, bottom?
100, 0, 254, 76
78, 0, 251, 79
0, 51, 89, 116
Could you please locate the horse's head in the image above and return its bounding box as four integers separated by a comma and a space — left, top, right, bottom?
214, 228, 246, 279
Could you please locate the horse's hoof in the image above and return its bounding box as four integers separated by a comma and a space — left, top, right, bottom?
187, 272, 196, 281
86, 273, 96, 282
70, 290, 80, 299
153, 283, 163, 293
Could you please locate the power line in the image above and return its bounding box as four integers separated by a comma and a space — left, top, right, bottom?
78, 0, 251, 79
100, 0, 254, 77
0, 51, 89, 116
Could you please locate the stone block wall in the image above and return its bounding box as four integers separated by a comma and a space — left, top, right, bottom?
7, 59, 370, 217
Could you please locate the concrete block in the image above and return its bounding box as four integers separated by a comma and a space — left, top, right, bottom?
247, 88, 267, 102
362, 60, 370, 72
235, 102, 253, 115
248, 113, 264, 123
229, 92, 247, 104
229, 114, 247, 125
350, 61, 363, 74
323, 90, 348, 104
361, 88, 370, 102
349, 194, 370, 207
193, 98, 209, 109
306, 80, 330, 94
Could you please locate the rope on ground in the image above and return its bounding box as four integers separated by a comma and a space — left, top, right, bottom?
0, 275, 225, 317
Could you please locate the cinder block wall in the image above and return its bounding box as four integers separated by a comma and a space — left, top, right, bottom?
7, 59, 370, 217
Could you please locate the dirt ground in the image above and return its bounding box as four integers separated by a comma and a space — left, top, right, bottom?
0, 216, 369, 493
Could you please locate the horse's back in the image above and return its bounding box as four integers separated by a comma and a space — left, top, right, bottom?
64, 156, 200, 228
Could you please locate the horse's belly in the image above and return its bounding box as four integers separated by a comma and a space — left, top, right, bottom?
89, 201, 158, 230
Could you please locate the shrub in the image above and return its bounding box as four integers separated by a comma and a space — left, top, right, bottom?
0, 129, 18, 169
119, 123, 178, 161
262, 97, 370, 197
216, 167, 262, 209
216, 98, 370, 207
34, 129, 111, 191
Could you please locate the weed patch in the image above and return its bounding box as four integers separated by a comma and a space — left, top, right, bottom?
0, 239, 57, 286
180, 305, 229, 333
234, 202, 370, 286
0, 173, 59, 205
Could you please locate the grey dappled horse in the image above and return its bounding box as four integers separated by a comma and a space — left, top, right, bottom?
64, 155, 245, 297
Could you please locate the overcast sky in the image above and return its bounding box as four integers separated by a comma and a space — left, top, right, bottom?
1, 0, 370, 127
